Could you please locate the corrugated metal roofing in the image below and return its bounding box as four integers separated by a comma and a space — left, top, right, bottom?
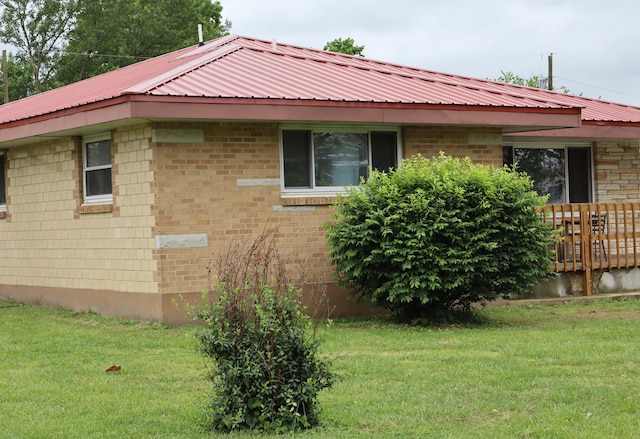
1, 34, 640, 125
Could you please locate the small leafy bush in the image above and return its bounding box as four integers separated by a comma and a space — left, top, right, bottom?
195, 228, 334, 433
326, 153, 556, 322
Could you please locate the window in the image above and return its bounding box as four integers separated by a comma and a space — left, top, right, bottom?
0, 154, 6, 211
281, 128, 399, 191
83, 134, 112, 202
504, 144, 593, 203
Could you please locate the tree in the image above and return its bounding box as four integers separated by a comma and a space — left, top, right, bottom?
0, 0, 80, 93
55, 0, 231, 83
326, 154, 556, 322
495, 69, 574, 94
495, 70, 542, 88
323, 37, 364, 56
0, 52, 36, 101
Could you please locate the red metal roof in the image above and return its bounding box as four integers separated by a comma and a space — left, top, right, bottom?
1, 34, 639, 127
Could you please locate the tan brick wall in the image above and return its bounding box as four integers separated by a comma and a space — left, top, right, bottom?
593, 140, 640, 202
152, 122, 505, 297
152, 121, 338, 296
403, 126, 504, 168
0, 125, 158, 294
0, 120, 510, 320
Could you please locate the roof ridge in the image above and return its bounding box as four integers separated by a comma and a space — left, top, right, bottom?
175, 34, 241, 60
224, 34, 410, 72
123, 42, 242, 94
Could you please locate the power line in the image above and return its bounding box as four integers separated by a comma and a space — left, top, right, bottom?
63, 52, 153, 60
555, 75, 640, 100
430, 50, 640, 103
422, 53, 544, 63
558, 53, 640, 76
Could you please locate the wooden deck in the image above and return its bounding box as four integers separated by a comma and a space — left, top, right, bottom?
542, 202, 640, 294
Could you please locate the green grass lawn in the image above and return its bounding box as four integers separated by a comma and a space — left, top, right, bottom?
2, 298, 640, 438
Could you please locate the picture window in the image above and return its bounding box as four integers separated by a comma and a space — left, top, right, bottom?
281, 127, 399, 192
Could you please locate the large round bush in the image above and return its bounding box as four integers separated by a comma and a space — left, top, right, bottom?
326, 153, 556, 321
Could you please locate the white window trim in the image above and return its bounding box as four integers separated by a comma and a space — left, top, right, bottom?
82, 133, 113, 204
279, 125, 402, 196
508, 142, 594, 203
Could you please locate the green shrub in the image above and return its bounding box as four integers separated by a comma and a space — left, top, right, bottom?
195, 228, 334, 433
326, 153, 556, 322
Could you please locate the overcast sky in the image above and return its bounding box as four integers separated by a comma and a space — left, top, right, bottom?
2, 0, 638, 106
223, 0, 640, 106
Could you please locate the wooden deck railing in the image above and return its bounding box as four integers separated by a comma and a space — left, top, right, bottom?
541, 202, 640, 294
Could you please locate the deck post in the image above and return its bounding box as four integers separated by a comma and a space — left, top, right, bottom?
581, 205, 592, 296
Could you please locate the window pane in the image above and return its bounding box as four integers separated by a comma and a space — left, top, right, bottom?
514, 148, 565, 203
86, 140, 111, 167
371, 132, 397, 172
282, 130, 311, 188
86, 168, 112, 196
567, 147, 591, 203
314, 133, 368, 187
503, 146, 514, 166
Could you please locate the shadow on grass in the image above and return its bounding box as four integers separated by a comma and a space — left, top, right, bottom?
332, 296, 640, 331
331, 308, 510, 330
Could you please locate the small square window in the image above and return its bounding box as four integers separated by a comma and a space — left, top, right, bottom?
83, 135, 112, 202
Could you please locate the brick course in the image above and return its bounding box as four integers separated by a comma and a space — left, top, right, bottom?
593, 140, 640, 201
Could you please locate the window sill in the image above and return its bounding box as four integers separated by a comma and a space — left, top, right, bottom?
280, 194, 338, 206
78, 203, 113, 214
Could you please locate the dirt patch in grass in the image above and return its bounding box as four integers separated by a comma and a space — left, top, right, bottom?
570, 308, 640, 321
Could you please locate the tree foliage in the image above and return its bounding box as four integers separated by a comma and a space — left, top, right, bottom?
0, 0, 231, 99
323, 37, 364, 56
56, 0, 230, 83
0, 0, 80, 92
495, 70, 542, 88
326, 154, 556, 322
495, 69, 574, 94
0, 52, 36, 101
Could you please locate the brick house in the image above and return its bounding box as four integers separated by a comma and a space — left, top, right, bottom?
1, 35, 640, 323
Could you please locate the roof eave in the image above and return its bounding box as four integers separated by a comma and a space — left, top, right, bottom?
505, 120, 640, 141
0, 95, 581, 147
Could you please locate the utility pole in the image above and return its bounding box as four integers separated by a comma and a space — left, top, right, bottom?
2, 50, 8, 104
548, 53, 553, 91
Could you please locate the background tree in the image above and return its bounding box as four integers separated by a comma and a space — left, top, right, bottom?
1, 0, 231, 99
0, 0, 80, 93
56, 0, 231, 83
495, 69, 574, 94
323, 37, 364, 56
495, 70, 542, 88
0, 52, 36, 101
